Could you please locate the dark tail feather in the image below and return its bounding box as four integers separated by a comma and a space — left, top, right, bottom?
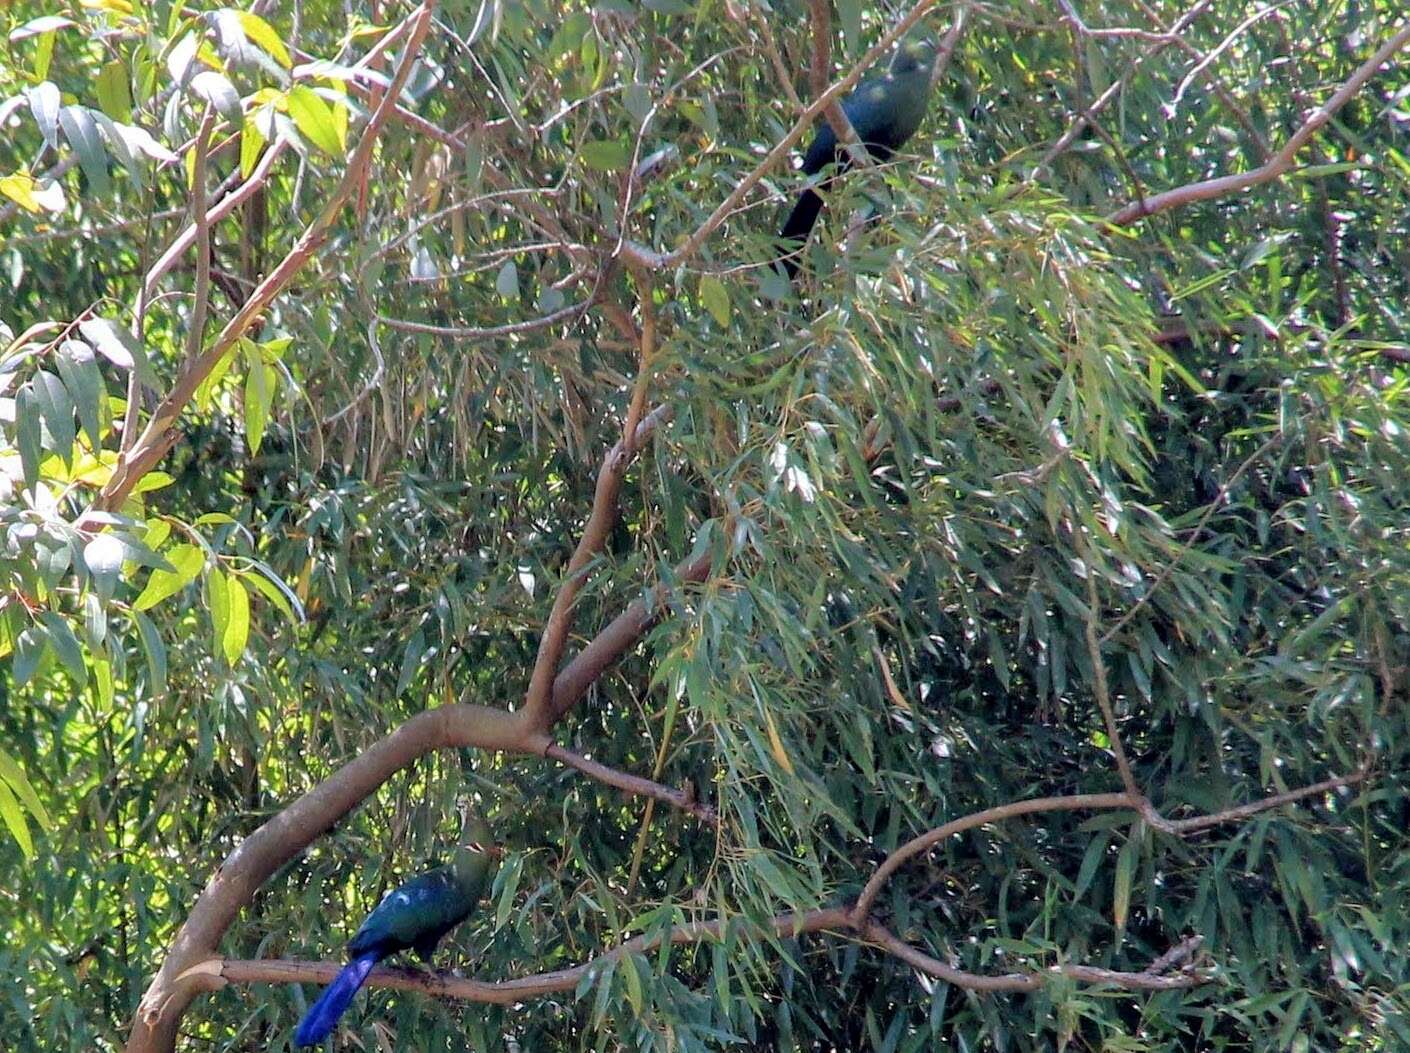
294, 951, 380, 1047
776, 188, 825, 279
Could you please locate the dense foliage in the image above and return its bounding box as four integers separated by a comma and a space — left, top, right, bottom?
2, 0, 1409, 1050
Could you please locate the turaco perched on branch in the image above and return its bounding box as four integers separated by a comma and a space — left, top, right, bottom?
776, 36, 937, 279
293, 810, 501, 1047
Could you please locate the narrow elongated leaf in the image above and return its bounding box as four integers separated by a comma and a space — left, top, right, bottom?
56, 340, 105, 449
79, 318, 158, 389
133, 543, 204, 610
95, 60, 133, 121
10, 16, 76, 41
39, 612, 85, 681
131, 610, 167, 695
27, 82, 60, 148
0, 780, 34, 859
209, 567, 230, 658
12, 627, 48, 688
235, 11, 292, 69
58, 106, 112, 197
31, 370, 74, 463
190, 71, 243, 124
0, 749, 53, 831
223, 576, 250, 664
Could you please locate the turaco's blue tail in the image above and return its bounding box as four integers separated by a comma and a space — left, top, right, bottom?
293, 950, 381, 1046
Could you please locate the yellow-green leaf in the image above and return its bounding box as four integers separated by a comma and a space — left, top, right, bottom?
286, 85, 344, 156
235, 11, 291, 69
699, 275, 730, 327
0, 779, 34, 858
580, 138, 629, 171
223, 575, 249, 664
0, 748, 53, 832
133, 543, 204, 610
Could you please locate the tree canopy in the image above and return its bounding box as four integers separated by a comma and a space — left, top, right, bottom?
2, 0, 1409, 1050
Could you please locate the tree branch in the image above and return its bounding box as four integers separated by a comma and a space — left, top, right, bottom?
545, 743, 718, 825
123, 703, 541, 1053
1107, 19, 1410, 226
92, 3, 437, 519
809, 0, 871, 167
520, 322, 665, 731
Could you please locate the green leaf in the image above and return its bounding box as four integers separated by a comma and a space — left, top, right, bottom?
32, 370, 75, 464
78, 318, 159, 390
0, 748, 53, 832
209, 566, 230, 659
9, 16, 76, 40
0, 779, 34, 859
239, 117, 266, 180
223, 575, 250, 664
243, 342, 274, 455
1112, 829, 1139, 933
15, 387, 41, 488
286, 85, 344, 156
39, 611, 85, 681
395, 627, 426, 697
580, 139, 629, 171
246, 562, 303, 625
133, 543, 204, 610
495, 261, 519, 299
95, 60, 133, 121
55, 340, 105, 450
699, 275, 730, 327
131, 610, 167, 695
190, 71, 243, 125
493, 851, 523, 932
12, 626, 48, 688
235, 11, 292, 69
58, 105, 111, 197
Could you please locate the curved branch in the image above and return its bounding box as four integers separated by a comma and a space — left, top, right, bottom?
124, 702, 541, 1053
521, 397, 672, 730
1108, 19, 1410, 226
850, 792, 1140, 922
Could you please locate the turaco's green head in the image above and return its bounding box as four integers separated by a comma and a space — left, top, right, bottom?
890, 37, 937, 77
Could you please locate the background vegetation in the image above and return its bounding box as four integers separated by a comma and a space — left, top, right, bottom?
2, 0, 1409, 1050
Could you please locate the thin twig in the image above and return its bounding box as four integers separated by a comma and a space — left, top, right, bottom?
1108, 19, 1410, 225
545, 743, 717, 826
616, 0, 950, 270
1084, 573, 1142, 798
183, 110, 217, 365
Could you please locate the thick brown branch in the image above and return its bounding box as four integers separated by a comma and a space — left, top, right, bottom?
808, 0, 870, 167
521, 395, 670, 731
123, 703, 541, 1053
546, 544, 713, 725
1108, 20, 1410, 225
